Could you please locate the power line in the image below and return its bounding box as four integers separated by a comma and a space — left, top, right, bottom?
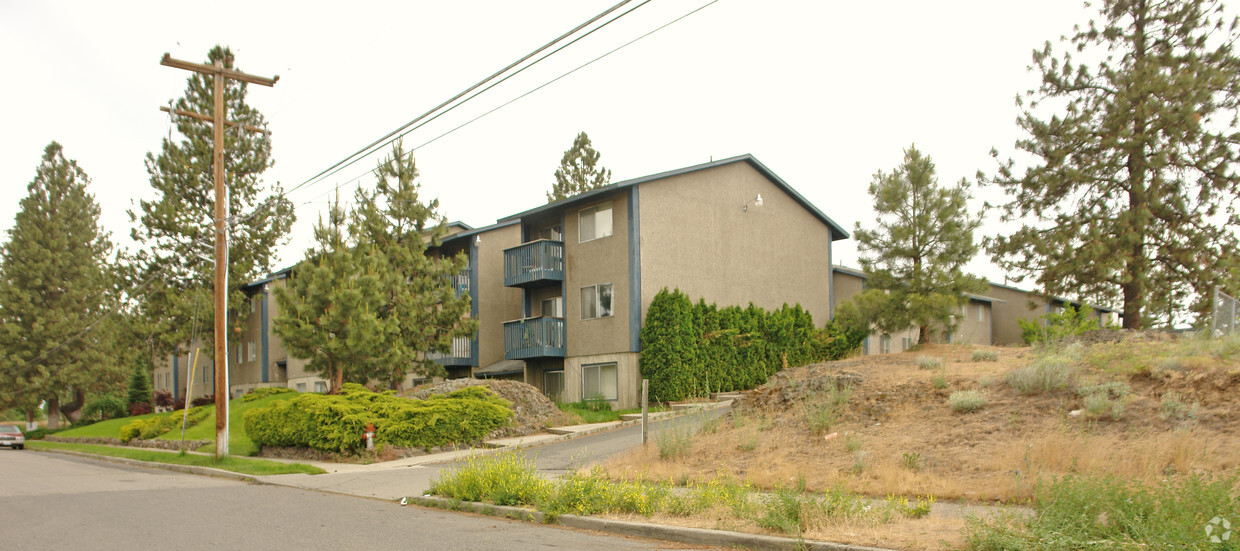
285, 0, 636, 198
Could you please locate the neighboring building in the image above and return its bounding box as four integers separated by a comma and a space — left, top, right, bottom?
829, 265, 1117, 353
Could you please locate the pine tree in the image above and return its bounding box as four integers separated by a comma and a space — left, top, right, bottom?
273, 197, 389, 393
0, 142, 118, 428
852, 145, 985, 344
129, 45, 295, 360
547, 131, 612, 202
126, 362, 153, 409
986, 0, 1240, 328
350, 142, 476, 387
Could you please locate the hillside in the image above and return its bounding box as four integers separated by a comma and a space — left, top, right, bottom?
600, 332, 1240, 549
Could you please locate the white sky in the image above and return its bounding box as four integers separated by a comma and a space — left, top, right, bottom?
0, 0, 1098, 289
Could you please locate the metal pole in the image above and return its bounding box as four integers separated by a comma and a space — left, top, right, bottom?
641, 379, 649, 445
212, 60, 230, 459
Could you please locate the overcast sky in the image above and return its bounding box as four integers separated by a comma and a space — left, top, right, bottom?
1, 0, 1100, 291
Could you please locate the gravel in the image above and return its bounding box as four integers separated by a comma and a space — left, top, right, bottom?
404, 379, 577, 438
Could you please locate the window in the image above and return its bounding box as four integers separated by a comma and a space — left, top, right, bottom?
296, 383, 306, 393
580, 283, 613, 319
582, 363, 618, 401
976, 304, 986, 322
314, 381, 327, 393
541, 296, 564, 318
902, 336, 914, 351
544, 370, 565, 403
251, 296, 258, 313
879, 334, 891, 354
248, 340, 257, 362
578, 205, 613, 242
539, 225, 563, 241
234, 344, 241, 364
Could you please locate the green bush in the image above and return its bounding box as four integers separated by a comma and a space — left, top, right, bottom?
640, 288, 864, 401
916, 355, 943, 370
1019, 305, 1101, 345
244, 383, 512, 452
242, 387, 296, 402
119, 406, 212, 441
971, 349, 999, 362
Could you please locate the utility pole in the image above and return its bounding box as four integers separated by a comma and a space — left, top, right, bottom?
160, 53, 277, 459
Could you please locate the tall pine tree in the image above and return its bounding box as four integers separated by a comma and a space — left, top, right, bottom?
0, 142, 119, 428
986, 0, 1240, 328
350, 141, 475, 387
547, 131, 612, 202
851, 145, 985, 344
129, 45, 294, 371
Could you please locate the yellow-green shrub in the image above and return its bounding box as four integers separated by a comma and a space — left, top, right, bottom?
244, 383, 512, 452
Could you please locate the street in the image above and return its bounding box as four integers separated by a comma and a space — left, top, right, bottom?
0, 450, 716, 550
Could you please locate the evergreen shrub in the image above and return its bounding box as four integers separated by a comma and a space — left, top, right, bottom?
244, 383, 511, 453
639, 288, 866, 401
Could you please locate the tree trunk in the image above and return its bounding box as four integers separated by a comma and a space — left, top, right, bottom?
25, 408, 37, 432
918, 325, 931, 345
46, 396, 60, 430
1123, 0, 1149, 331
60, 388, 85, 424
330, 360, 343, 394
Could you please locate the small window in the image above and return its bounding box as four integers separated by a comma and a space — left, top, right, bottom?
539, 225, 563, 241
977, 304, 985, 322
879, 334, 891, 354
296, 383, 307, 393
580, 283, 614, 319
248, 340, 257, 362
578, 205, 613, 242
582, 363, 618, 401
542, 296, 564, 318
544, 370, 565, 403
251, 297, 258, 314
314, 381, 327, 393
902, 336, 913, 351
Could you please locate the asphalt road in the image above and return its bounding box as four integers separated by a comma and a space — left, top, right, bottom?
0, 449, 718, 550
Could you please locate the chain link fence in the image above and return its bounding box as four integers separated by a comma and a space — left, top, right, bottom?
1212, 287, 1239, 336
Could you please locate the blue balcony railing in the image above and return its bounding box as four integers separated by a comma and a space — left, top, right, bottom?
503, 239, 564, 287
448, 269, 470, 298
503, 317, 566, 359
427, 336, 475, 367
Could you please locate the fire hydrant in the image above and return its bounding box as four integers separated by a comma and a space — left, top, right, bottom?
364, 423, 376, 450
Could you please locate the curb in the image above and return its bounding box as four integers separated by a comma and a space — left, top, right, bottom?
408, 495, 898, 551
30, 447, 258, 483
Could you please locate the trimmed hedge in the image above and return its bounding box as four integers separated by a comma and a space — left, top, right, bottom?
244, 384, 512, 453
640, 288, 866, 402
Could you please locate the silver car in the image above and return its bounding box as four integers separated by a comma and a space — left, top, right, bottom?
0, 425, 25, 450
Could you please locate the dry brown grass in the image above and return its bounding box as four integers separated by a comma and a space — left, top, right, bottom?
600, 342, 1240, 507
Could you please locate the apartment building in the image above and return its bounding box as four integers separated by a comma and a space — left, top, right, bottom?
830, 265, 1117, 353
155, 155, 849, 408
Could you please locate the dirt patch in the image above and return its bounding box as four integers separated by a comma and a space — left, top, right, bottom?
403, 378, 576, 438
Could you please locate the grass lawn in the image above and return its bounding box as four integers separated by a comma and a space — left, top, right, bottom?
28, 440, 324, 475
54, 393, 299, 457
557, 401, 668, 424
158, 393, 300, 456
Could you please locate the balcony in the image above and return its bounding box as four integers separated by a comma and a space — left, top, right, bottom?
427, 336, 475, 367
503, 240, 564, 287
503, 317, 566, 359
448, 269, 470, 298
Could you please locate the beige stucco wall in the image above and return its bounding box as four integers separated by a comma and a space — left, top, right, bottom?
564, 352, 641, 409
153, 341, 216, 401
473, 224, 525, 370
832, 269, 864, 313
988, 284, 1049, 346
638, 162, 833, 327
564, 193, 632, 357
951, 299, 994, 346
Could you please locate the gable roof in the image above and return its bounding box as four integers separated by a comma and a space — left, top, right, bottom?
497, 154, 849, 241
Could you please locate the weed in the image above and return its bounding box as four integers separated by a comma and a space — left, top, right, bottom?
737, 431, 759, 452
886, 494, 935, 518
1005, 354, 1077, 394
803, 382, 852, 435
916, 355, 943, 370
1083, 392, 1126, 420
901, 452, 922, 472
949, 390, 987, 412
844, 434, 862, 452
932, 369, 949, 389
972, 349, 999, 362
1076, 380, 1131, 399
851, 450, 870, 473
656, 424, 694, 460
428, 453, 548, 506
757, 486, 806, 536
1159, 391, 1200, 423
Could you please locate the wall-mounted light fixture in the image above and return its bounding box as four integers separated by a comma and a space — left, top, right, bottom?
474, 235, 482, 246
742, 193, 764, 212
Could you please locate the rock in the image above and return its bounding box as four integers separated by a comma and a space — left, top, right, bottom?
403, 379, 576, 438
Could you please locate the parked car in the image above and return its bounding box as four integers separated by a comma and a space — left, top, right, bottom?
0, 425, 25, 450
